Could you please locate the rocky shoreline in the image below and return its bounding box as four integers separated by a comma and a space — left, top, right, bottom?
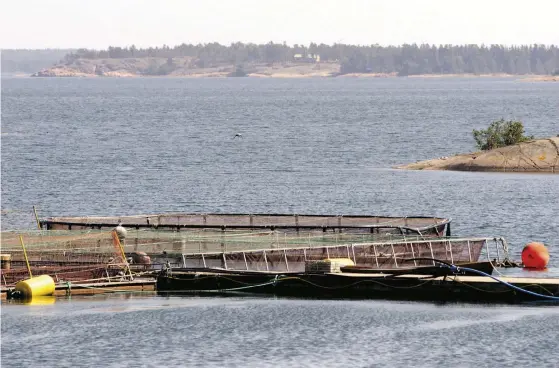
31, 57, 343, 78
396, 137, 559, 173
29, 57, 559, 79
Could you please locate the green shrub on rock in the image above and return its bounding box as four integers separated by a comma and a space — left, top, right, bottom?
472, 119, 533, 150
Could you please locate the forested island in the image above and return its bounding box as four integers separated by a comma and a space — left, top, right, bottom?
3, 43, 559, 78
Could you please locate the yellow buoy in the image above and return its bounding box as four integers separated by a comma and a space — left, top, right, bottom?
15, 275, 55, 298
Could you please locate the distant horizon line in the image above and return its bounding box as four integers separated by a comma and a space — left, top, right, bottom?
3, 41, 559, 51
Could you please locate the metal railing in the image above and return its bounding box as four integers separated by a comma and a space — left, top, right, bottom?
175, 236, 510, 272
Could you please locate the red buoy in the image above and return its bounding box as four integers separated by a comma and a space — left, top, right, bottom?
521, 242, 549, 269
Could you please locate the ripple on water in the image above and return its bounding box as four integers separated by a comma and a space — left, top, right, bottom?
1, 77, 559, 367
2, 295, 559, 368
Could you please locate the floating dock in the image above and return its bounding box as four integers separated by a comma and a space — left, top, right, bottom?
156, 268, 559, 304
1, 279, 155, 300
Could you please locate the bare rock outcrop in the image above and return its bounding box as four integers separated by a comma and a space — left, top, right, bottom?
32, 67, 92, 77
397, 137, 559, 173
30, 57, 344, 78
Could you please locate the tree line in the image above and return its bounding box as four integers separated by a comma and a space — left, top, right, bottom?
4, 44, 558, 75
62, 43, 559, 75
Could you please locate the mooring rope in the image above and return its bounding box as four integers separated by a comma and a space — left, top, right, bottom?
406, 257, 559, 301
456, 266, 559, 301
159, 260, 559, 301
158, 273, 436, 294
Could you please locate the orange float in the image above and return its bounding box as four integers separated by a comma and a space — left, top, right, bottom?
521, 242, 549, 269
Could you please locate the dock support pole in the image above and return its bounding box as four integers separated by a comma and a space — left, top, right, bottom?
33, 206, 42, 230
484, 240, 491, 262
19, 235, 33, 278
263, 250, 269, 271
390, 243, 398, 268
409, 241, 417, 266
112, 230, 131, 280
372, 244, 379, 268
449, 240, 454, 264
428, 242, 436, 266
283, 249, 289, 271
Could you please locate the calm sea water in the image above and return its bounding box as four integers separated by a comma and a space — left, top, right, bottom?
2, 294, 559, 368
1, 77, 559, 367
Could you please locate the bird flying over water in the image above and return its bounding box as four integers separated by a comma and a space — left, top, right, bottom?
233, 133, 242, 139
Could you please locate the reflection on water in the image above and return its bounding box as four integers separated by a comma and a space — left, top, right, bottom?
21, 296, 56, 306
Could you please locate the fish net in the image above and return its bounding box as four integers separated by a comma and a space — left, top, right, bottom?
181, 237, 492, 272
104, 227, 430, 254
0, 230, 129, 286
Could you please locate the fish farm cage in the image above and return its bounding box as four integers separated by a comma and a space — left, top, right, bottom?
0, 230, 130, 286
40, 213, 452, 236
175, 236, 510, 272
1, 226, 510, 286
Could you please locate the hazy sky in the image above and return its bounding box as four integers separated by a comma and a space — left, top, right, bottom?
1, 0, 558, 49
